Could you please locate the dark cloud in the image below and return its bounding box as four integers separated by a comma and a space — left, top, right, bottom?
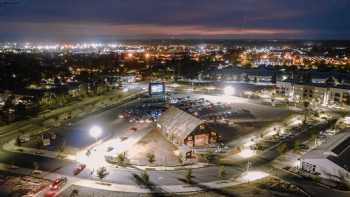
0, 0, 349, 41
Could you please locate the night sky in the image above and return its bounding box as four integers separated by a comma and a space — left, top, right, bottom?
0, 0, 349, 41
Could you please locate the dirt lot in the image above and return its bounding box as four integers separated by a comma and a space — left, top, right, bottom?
0, 172, 50, 197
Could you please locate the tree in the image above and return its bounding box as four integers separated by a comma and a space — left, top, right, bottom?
293, 140, 301, 152
303, 101, 310, 124
70, 189, 79, 197
116, 152, 127, 165
33, 161, 39, 172
96, 167, 109, 180
58, 140, 66, 158
15, 136, 22, 146
204, 150, 216, 163
218, 165, 226, 179
311, 134, 318, 146
146, 152, 156, 164
185, 169, 193, 184
141, 170, 149, 184
277, 143, 288, 155
178, 154, 184, 164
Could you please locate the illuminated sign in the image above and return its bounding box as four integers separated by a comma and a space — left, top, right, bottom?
149, 82, 165, 95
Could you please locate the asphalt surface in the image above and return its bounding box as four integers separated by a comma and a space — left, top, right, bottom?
0, 85, 347, 196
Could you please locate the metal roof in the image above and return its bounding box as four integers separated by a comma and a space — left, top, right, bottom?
158, 106, 203, 142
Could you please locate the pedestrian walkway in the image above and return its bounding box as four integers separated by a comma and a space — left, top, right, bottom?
0, 162, 266, 196
3, 139, 77, 161
134, 162, 210, 171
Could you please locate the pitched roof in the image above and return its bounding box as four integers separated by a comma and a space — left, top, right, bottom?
158, 106, 203, 141
302, 131, 350, 172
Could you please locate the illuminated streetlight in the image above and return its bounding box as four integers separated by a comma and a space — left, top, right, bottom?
224, 86, 235, 96
89, 126, 102, 140
145, 53, 150, 58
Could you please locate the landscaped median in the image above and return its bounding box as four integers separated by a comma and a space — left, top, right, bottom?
0, 161, 294, 196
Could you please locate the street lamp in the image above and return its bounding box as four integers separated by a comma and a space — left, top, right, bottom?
89, 125, 102, 141
224, 86, 235, 96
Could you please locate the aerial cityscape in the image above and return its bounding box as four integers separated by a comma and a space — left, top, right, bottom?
0, 1, 350, 197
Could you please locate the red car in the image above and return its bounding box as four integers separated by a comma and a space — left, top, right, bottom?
73, 164, 86, 175
49, 177, 67, 190
129, 127, 138, 132
44, 190, 56, 197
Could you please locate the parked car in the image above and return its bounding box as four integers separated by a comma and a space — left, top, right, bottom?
73, 164, 86, 175
50, 177, 67, 190
32, 170, 42, 175
298, 144, 309, 150
129, 127, 138, 132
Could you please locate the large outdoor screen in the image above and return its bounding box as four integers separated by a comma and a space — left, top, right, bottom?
149, 82, 165, 95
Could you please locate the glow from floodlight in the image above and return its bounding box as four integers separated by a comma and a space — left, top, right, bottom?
238, 148, 256, 158
241, 171, 269, 182
224, 86, 235, 96
244, 138, 255, 147
89, 126, 102, 139
344, 117, 350, 125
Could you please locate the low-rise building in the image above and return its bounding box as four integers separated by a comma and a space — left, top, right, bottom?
299, 131, 350, 182
157, 106, 220, 148
203, 66, 277, 83
276, 80, 350, 106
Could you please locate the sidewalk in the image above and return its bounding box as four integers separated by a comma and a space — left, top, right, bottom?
3, 139, 77, 161
0, 162, 265, 196
134, 162, 210, 171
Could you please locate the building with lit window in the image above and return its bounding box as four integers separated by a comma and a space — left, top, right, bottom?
276, 80, 350, 106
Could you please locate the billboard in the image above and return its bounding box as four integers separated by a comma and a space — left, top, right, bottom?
149, 82, 165, 95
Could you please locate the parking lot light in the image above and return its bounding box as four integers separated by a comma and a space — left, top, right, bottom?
89, 126, 102, 140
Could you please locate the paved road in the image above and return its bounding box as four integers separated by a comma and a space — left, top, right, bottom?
0, 87, 346, 196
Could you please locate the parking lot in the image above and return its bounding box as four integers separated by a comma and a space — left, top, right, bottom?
171, 96, 255, 121
14, 97, 155, 157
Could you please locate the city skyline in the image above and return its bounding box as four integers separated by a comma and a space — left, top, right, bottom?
0, 0, 349, 41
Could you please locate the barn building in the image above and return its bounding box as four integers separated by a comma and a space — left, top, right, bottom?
157, 106, 220, 148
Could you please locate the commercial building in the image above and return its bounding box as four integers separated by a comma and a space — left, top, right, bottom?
276, 80, 350, 106
157, 106, 220, 148
299, 131, 350, 182
203, 66, 277, 83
